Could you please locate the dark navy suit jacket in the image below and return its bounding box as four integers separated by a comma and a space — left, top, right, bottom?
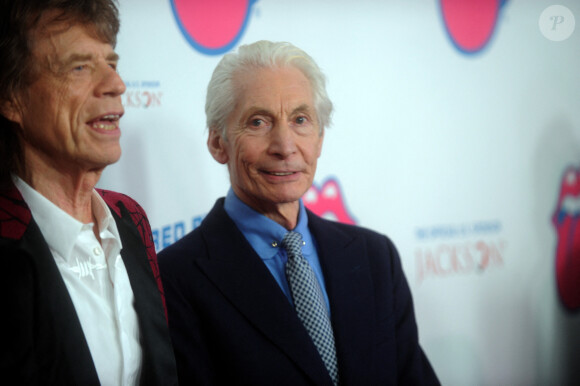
159, 198, 439, 385
0, 183, 178, 385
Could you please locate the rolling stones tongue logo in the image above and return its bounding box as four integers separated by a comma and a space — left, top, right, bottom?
553, 167, 580, 311
303, 179, 356, 225
171, 0, 257, 55
439, 0, 507, 54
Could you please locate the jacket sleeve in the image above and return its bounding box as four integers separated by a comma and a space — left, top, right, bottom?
0, 244, 40, 384
383, 235, 440, 385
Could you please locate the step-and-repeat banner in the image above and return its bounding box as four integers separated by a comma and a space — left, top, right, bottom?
100, 1, 580, 384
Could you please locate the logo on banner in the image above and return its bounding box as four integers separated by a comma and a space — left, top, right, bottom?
303, 178, 357, 224
122, 80, 163, 109
439, 0, 508, 54
153, 213, 206, 251
539, 5, 575, 42
415, 220, 506, 284
170, 0, 258, 55
553, 166, 580, 311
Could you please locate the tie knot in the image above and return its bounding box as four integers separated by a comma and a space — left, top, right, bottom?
281, 231, 303, 259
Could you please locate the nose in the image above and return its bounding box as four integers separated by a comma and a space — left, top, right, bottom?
268, 121, 297, 158
95, 64, 126, 97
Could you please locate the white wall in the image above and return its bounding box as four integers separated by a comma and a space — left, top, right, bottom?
100, 1, 580, 384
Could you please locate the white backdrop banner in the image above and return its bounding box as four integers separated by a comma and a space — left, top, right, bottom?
100, 1, 580, 384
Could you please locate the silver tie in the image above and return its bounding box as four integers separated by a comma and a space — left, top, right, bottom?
282, 231, 339, 385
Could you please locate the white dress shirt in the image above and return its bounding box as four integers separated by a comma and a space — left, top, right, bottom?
14, 177, 142, 386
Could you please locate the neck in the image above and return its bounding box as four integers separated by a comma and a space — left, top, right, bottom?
19, 163, 102, 224
261, 201, 300, 230
232, 189, 302, 230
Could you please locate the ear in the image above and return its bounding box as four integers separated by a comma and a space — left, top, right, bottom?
207, 127, 229, 164
0, 98, 24, 126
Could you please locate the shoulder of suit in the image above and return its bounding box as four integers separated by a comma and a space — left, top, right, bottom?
306, 208, 395, 248
0, 183, 32, 240
306, 208, 381, 235
158, 198, 227, 259
158, 215, 206, 260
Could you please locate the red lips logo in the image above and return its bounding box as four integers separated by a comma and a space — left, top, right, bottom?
170, 0, 257, 55
553, 166, 580, 311
440, 0, 507, 54
304, 179, 356, 225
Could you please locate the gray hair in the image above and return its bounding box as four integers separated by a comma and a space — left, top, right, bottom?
0, 0, 120, 185
205, 40, 333, 136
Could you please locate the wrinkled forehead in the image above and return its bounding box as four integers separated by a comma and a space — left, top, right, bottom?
233, 65, 314, 100
30, 9, 109, 49
25, 22, 115, 87
32, 13, 95, 43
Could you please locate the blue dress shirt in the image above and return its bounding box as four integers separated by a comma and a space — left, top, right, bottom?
224, 188, 331, 314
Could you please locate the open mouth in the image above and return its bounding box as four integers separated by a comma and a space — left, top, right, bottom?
88, 114, 121, 131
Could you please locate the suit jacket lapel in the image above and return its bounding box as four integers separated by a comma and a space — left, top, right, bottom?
112, 204, 178, 386
308, 211, 375, 385
1, 183, 99, 383
19, 220, 100, 384
196, 201, 334, 385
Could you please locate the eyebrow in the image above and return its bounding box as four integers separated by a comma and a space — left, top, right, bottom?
246, 104, 314, 117
292, 104, 313, 115
246, 108, 271, 117
60, 52, 120, 67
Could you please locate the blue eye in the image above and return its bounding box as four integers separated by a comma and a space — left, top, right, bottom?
250, 119, 263, 127
247, 115, 272, 131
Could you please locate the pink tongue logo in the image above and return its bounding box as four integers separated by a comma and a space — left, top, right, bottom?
553, 167, 580, 311
171, 0, 257, 55
303, 179, 356, 225
440, 0, 506, 54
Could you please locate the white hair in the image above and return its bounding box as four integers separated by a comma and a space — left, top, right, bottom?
205, 40, 333, 135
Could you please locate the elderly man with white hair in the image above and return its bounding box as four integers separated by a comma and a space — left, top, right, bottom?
159, 40, 439, 386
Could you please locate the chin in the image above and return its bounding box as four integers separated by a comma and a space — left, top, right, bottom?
90, 152, 122, 170
103, 147, 122, 164
270, 190, 306, 205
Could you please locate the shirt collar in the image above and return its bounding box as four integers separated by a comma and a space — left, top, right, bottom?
224, 188, 313, 260
13, 176, 121, 261
92, 188, 122, 249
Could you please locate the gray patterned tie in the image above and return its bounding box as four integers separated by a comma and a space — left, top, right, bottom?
282, 231, 339, 385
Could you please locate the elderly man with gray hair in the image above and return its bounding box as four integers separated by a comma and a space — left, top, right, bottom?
159, 40, 439, 385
